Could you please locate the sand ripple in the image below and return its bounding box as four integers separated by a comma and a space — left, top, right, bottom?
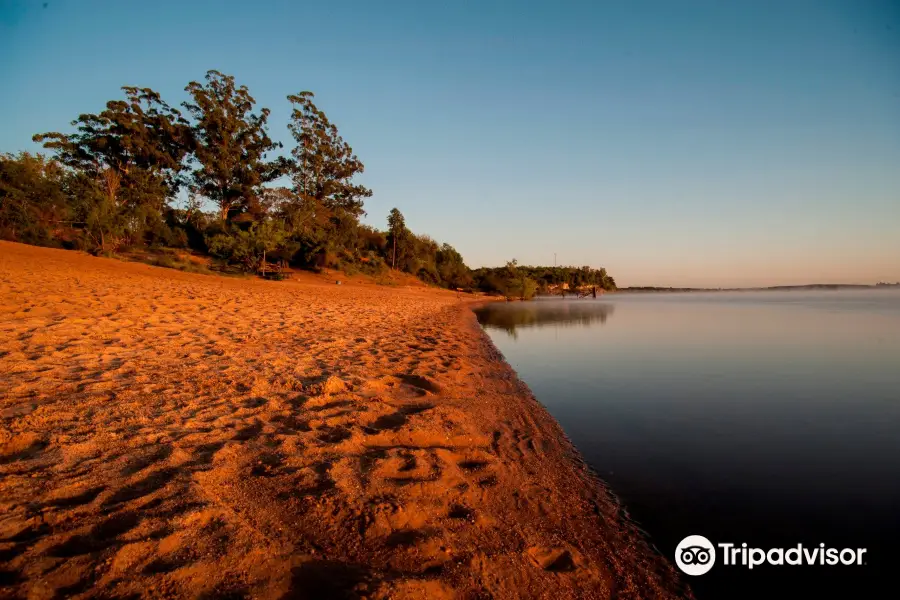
0, 242, 687, 599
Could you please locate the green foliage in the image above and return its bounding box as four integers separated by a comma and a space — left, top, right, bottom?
0, 152, 70, 245
287, 91, 371, 219
4, 70, 616, 290
34, 86, 191, 211
435, 243, 472, 288
143, 252, 214, 275
473, 264, 617, 294
206, 219, 288, 273
507, 275, 538, 301
184, 71, 283, 222
492, 260, 538, 300
386, 207, 408, 270
379, 208, 474, 289
83, 187, 127, 252
31, 86, 195, 252
252, 91, 376, 271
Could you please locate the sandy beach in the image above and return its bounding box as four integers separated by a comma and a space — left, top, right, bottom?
0, 241, 686, 599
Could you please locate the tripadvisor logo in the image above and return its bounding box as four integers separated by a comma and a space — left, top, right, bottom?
676, 535, 716, 575
674, 535, 867, 576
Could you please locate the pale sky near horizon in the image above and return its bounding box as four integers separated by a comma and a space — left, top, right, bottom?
2, 0, 898, 287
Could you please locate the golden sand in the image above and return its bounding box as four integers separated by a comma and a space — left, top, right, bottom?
0, 241, 686, 599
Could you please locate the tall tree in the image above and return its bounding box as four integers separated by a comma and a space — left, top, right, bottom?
287, 91, 371, 220
386, 207, 408, 270
183, 71, 282, 222
33, 87, 192, 250
436, 243, 472, 289
34, 86, 191, 210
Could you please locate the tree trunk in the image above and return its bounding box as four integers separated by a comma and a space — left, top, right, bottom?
392, 236, 397, 270
261, 249, 266, 276
101, 167, 121, 208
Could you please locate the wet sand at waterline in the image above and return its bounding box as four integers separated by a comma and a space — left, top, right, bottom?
0, 242, 685, 599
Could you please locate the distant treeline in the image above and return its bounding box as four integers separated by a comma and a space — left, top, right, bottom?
471, 263, 616, 299
621, 284, 894, 292
765, 284, 872, 290
0, 70, 615, 294
619, 286, 709, 292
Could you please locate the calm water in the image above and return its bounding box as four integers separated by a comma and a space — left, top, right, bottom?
475, 291, 900, 599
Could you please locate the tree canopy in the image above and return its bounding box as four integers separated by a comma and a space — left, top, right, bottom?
4, 70, 617, 296
34, 86, 191, 210
184, 70, 282, 222
287, 91, 371, 219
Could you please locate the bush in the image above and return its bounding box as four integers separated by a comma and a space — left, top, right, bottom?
150, 255, 177, 269
205, 220, 289, 274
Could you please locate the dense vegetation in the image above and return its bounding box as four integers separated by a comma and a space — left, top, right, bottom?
471, 262, 616, 298
0, 70, 615, 296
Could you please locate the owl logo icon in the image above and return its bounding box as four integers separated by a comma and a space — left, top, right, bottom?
675, 535, 716, 575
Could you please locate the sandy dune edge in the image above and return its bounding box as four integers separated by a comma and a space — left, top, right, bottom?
0, 241, 687, 599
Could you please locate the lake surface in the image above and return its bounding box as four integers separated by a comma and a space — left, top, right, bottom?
474, 290, 900, 599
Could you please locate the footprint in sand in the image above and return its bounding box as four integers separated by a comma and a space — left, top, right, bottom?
526, 546, 585, 572
119, 445, 174, 476
49, 512, 142, 558
447, 504, 475, 521
366, 403, 434, 433
0, 434, 47, 464
103, 468, 177, 507
43, 485, 106, 509
317, 426, 352, 444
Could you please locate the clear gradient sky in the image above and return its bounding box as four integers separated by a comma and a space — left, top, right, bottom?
2, 0, 898, 287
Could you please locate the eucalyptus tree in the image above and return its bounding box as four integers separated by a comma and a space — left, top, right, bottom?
35, 87, 191, 208
33, 87, 192, 249
386, 207, 409, 270
286, 91, 371, 219
183, 71, 282, 223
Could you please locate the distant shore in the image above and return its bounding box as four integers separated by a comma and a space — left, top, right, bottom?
0, 242, 687, 599
616, 283, 899, 293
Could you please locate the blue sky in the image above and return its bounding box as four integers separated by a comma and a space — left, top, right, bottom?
2, 0, 898, 286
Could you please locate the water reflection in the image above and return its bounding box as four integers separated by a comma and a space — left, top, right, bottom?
473, 291, 900, 599
474, 300, 614, 337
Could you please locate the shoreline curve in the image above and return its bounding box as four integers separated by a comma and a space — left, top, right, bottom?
0, 241, 689, 599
